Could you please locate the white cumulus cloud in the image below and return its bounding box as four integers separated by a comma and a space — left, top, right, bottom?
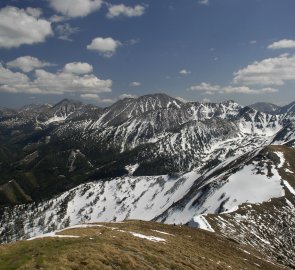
233, 54, 295, 86
199, 0, 209, 5
0, 6, 53, 48
179, 69, 191, 75
25, 7, 43, 18
80, 93, 115, 103
267, 39, 295, 50
34, 69, 112, 94
49, 0, 103, 18
6, 56, 54, 73
55, 23, 79, 41
107, 4, 147, 18
190, 82, 220, 93
130, 81, 141, 87
0, 65, 31, 92
119, 93, 137, 99
0, 64, 112, 95
189, 82, 277, 95
87, 37, 121, 57
63, 62, 93, 74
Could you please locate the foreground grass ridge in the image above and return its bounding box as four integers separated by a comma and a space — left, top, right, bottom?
0, 220, 287, 270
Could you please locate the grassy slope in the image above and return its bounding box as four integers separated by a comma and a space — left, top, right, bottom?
0, 181, 32, 205
0, 220, 285, 270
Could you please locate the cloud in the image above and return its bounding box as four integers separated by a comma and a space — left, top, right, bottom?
49, 0, 103, 18
179, 69, 191, 75
0, 64, 112, 95
80, 93, 99, 100
250, 40, 257, 44
233, 54, 295, 86
87, 37, 121, 57
81, 93, 137, 104
267, 39, 295, 50
55, 23, 79, 41
199, 0, 209, 5
119, 93, 137, 99
107, 4, 147, 19
0, 65, 31, 93
190, 82, 220, 93
34, 69, 112, 94
25, 7, 43, 18
189, 82, 277, 95
125, 38, 140, 46
49, 15, 68, 23
63, 62, 93, 74
6, 56, 54, 73
130, 81, 141, 87
222, 86, 277, 94
80, 93, 114, 103
0, 6, 53, 48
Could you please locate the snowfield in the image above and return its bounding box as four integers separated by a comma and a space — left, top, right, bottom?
1, 147, 292, 242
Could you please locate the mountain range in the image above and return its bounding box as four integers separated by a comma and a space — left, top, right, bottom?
0, 93, 295, 269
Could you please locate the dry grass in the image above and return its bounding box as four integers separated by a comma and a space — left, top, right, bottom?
0, 220, 285, 270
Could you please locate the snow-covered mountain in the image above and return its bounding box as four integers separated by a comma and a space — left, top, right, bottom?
0, 94, 295, 268
1, 144, 294, 267
0, 93, 294, 204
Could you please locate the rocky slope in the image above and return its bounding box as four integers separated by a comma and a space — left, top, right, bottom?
0, 94, 295, 268
0, 94, 290, 204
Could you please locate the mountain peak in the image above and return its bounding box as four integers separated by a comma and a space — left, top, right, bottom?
249, 102, 280, 114
53, 98, 83, 108
221, 100, 238, 106
136, 93, 184, 107
276, 100, 295, 114
138, 93, 172, 99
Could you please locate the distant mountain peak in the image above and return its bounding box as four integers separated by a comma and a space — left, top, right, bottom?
138, 93, 174, 99
53, 98, 83, 108
222, 100, 237, 105
249, 102, 280, 114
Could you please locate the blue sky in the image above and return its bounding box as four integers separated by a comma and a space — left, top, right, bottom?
1, 0, 295, 108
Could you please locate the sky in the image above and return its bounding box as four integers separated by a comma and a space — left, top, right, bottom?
1, 0, 295, 108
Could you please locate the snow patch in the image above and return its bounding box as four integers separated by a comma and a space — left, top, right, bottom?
283, 180, 295, 196
28, 233, 80, 240
129, 232, 166, 242
44, 115, 68, 124
192, 215, 214, 232
151, 230, 174, 236
125, 164, 139, 175
274, 151, 285, 168
199, 163, 284, 213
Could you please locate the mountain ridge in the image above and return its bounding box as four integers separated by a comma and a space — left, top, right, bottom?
1, 93, 295, 268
